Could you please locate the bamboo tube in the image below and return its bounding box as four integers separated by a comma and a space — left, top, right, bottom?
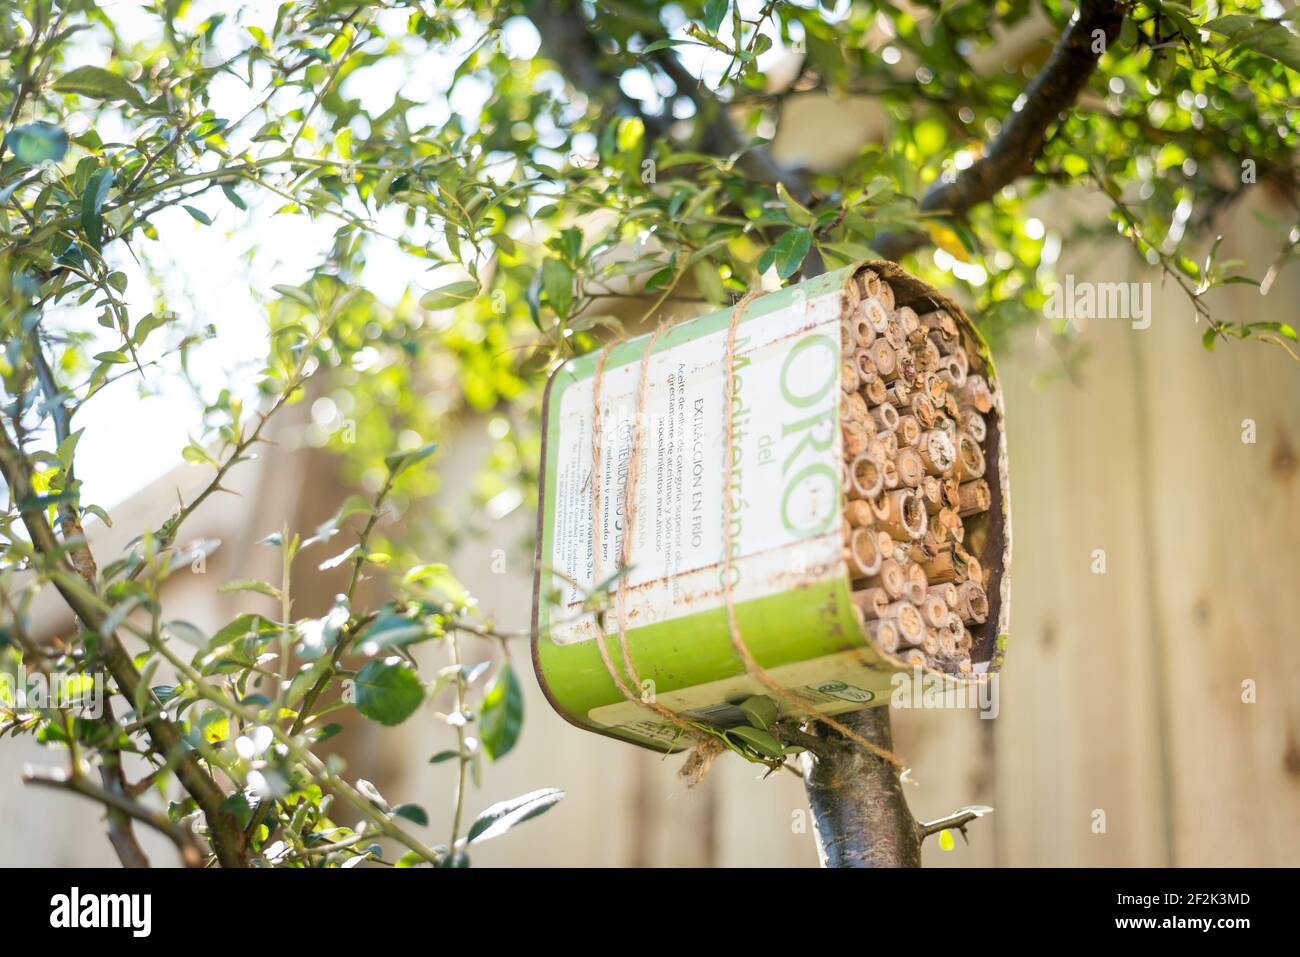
960, 374, 994, 414
856, 270, 883, 300
847, 453, 884, 500
957, 628, 973, 655
876, 277, 895, 313
884, 601, 924, 644
954, 655, 973, 676
844, 391, 869, 424
897, 647, 927, 669
928, 582, 959, 609
895, 415, 921, 449
876, 531, 897, 563
895, 445, 924, 487
957, 479, 991, 516
922, 372, 945, 403
954, 431, 986, 481
844, 498, 874, 527
919, 336, 942, 371
937, 507, 963, 543
919, 429, 956, 475
956, 581, 989, 624
920, 475, 944, 515
905, 561, 927, 605
841, 360, 860, 393
870, 339, 897, 380
943, 347, 968, 387
878, 488, 928, 541
921, 594, 949, 628
965, 410, 987, 442
956, 548, 983, 587
883, 378, 911, 409
896, 349, 918, 386
922, 545, 958, 584
861, 296, 890, 333
920, 309, 959, 339
919, 628, 942, 657
861, 372, 887, 406
843, 421, 872, 458
863, 618, 900, 654
854, 347, 876, 382
937, 628, 958, 659
941, 475, 961, 509
876, 430, 900, 458
869, 402, 899, 432
896, 305, 920, 336
851, 587, 890, 619
851, 308, 878, 347
867, 558, 907, 599
848, 525, 883, 577
910, 393, 935, 428
883, 315, 907, 350
879, 456, 900, 491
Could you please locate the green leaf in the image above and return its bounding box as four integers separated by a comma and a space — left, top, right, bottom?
357, 613, 429, 651
770, 228, 812, 279
393, 803, 428, 826
640, 38, 692, 54
419, 280, 479, 310
466, 787, 564, 844
480, 664, 523, 761
541, 258, 574, 319
738, 694, 778, 730
81, 167, 114, 251
776, 181, 813, 226
723, 725, 786, 760
702, 0, 729, 33
52, 66, 145, 106
354, 658, 424, 726
221, 184, 247, 210
272, 284, 316, 310
384, 441, 437, 477
183, 205, 212, 225
429, 750, 460, 764
218, 578, 282, 600
1204, 15, 1300, 73
4, 122, 68, 165
1202, 326, 1219, 352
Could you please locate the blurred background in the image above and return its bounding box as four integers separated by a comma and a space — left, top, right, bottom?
2, 1, 1298, 867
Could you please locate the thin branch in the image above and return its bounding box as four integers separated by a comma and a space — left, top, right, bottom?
918, 805, 993, 839
23, 768, 203, 867
875, 0, 1126, 261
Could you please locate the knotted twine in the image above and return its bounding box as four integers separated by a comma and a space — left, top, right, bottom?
587, 274, 902, 784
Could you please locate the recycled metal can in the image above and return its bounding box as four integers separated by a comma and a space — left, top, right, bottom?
531, 262, 1010, 751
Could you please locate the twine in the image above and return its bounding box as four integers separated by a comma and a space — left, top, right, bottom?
590, 325, 719, 769
586, 272, 903, 781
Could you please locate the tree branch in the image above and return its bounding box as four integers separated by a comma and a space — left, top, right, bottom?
23, 768, 203, 867
919, 804, 992, 839
0, 425, 247, 867
799, 708, 922, 867
875, 0, 1125, 261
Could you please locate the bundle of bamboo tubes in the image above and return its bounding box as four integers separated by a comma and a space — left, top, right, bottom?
840, 268, 998, 678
